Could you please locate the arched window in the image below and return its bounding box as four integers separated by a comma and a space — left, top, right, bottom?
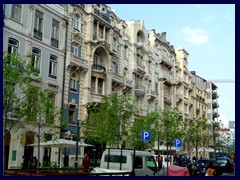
70, 73, 77, 92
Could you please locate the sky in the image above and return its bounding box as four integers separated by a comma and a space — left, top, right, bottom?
110, 4, 235, 128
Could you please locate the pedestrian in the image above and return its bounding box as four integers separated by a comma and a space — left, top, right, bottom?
82, 153, 91, 172
22, 155, 29, 169
30, 156, 38, 169
206, 162, 216, 176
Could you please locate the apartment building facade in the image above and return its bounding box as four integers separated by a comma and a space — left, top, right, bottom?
3, 4, 67, 168
3, 4, 219, 168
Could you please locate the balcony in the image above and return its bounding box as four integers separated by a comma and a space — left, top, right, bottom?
164, 95, 172, 105
213, 111, 220, 118
123, 78, 133, 91
91, 93, 103, 103
34, 29, 42, 41
135, 84, 145, 96
92, 64, 106, 73
147, 89, 157, 100
189, 99, 193, 106
159, 69, 174, 85
66, 52, 88, 74
93, 8, 110, 23
176, 94, 183, 102
175, 76, 182, 85
133, 60, 146, 77
51, 38, 59, 48
159, 54, 174, 69
112, 71, 123, 86
212, 101, 219, 109
212, 91, 219, 99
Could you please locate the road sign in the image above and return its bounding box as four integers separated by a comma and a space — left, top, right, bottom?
176, 147, 181, 152
141, 131, 151, 142
174, 139, 182, 147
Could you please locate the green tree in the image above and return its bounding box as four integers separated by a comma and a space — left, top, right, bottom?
3, 52, 64, 168
158, 107, 185, 167
86, 94, 138, 147
128, 111, 160, 150
184, 118, 211, 159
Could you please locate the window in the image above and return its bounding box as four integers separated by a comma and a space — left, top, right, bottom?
32, 48, 41, 73
94, 53, 101, 65
73, 14, 81, 31
104, 155, 127, 163
49, 55, 57, 79
69, 105, 76, 124
146, 156, 157, 171
184, 87, 188, 97
34, 10, 43, 40
8, 38, 18, 54
98, 78, 103, 94
112, 38, 117, 52
183, 73, 187, 82
112, 62, 118, 74
91, 77, 96, 93
71, 42, 81, 57
51, 19, 59, 48
11, 4, 22, 22
70, 73, 77, 92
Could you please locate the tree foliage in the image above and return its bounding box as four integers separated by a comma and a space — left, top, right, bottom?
128, 111, 160, 150
158, 107, 185, 147
86, 93, 138, 147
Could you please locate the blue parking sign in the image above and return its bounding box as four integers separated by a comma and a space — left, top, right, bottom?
141, 131, 151, 142
174, 139, 182, 147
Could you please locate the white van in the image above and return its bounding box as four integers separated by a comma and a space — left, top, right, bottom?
98, 148, 160, 176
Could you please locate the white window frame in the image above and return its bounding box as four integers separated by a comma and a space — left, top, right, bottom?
71, 42, 81, 57
32, 47, 41, 72
11, 4, 22, 22
34, 10, 43, 32
52, 19, 59, 40
8, 38, 18, 54
112, 38, 117, 52
112, 62, 118, 74
70, 73, 77, 92
73, 14, 81, 31
49, 55, 57, 79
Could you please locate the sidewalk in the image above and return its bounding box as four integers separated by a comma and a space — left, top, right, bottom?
158, 167, 167, 176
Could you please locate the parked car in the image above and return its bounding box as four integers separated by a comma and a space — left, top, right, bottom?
195, 159, 221, 176
216, 157, 234, 173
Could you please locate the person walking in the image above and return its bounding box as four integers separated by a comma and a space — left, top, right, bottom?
82, 153, 91, 172
206, 162, 216, 176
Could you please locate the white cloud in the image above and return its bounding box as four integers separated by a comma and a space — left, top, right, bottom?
181, 27, 209, 45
